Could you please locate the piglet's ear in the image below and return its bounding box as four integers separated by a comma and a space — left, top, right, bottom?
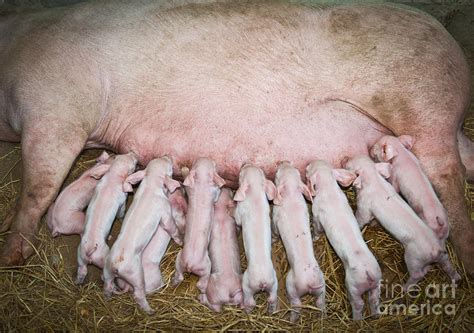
90, 164, 111, 180
273, 186, 283, 206
213, 172, 226, 188
375, 162, 391, 179
353, 176, 362, 189
382, 144, 397, 161
332, 169, 356, 187
96, 151, 110, 164
183, 170, 195, 187
306, 179, 316, 197
164, 176, 181, 194
300, 182, 313, 203
233, 182, 247, 202
265, 179, 277, 201
125, 170, 146, 185
398, 135, 414, 150
123, 181, 134, 193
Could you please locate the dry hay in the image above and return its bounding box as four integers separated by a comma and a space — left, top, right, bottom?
0, 123, 473, 331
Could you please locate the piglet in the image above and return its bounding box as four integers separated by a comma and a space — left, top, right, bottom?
273, 161, 325, 322
198, 188, 243, 312
344, 156, 460, 290
47, 151, 114, 237
233, 164, 278, 314
306, 160, 381, 320
173, 158, 226, 295
370, 135, 449, 240
103, 156, 181, 314
76, 152, 137, 284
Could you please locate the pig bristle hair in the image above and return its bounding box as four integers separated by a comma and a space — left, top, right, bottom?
0, 118, 473, 331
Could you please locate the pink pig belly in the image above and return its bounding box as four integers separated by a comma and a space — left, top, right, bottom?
108, 100, 389, 187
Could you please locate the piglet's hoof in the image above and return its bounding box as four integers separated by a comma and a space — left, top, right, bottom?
0, 232, 35, 266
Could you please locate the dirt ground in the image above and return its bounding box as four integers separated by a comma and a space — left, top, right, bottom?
0, 1, 473, 331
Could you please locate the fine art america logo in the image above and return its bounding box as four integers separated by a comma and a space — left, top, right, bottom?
379, 280, 458, 316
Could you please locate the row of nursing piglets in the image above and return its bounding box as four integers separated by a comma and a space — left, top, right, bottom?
46, 134, 460, 320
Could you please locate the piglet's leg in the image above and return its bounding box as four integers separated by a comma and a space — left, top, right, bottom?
160, 213, 182, 246
285, 271, 301, 322
195, 256, 211, 294
346, 281, 364, 321
348, 293, 364, 320
102, 264, 115, 299
368, 285, 381, 316
311, 285, 326, 317
125, 257, 154, 314
172, 251, 185, 286
266, 270, 279, 315
241, 271, 256, 313
311, 214, 325, 240
438, 252, 461, 282
403, 253, 429, 292
355, 206, 373, 229
75, 247, 89, 285
0, 120, 87, 265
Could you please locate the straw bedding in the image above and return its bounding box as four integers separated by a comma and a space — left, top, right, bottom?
0, 120, 473, 331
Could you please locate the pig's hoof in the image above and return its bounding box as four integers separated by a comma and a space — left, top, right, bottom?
172, 276, 182, 287
289, 311, 300, 323
0, 231, 35, 266
451, 272, 462, 284
267, 303, 278, 315
144, 307, 156, 315
75, 275, 86, 285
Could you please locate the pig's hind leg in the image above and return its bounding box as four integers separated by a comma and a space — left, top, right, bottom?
241, 271, 257, 313
285, 270, 302, 322
75, 247, 89, 285
195, 255, 212, 294
368, 284, 381, 316
346, 279, 365, 320
311, 284, 326, 316
355, 205, 374, 229
438, 251, 461, 282
266, 269, 279, 314
123, 256, 154, 314
172, 251, 185, 286
0, 118, 88, 265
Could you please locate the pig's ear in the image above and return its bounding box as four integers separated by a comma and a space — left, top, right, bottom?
398, 135, 415, 150
300, 182, 313, 203
164, 176, 181, 194
125, 170, 146, 185
90, 164, 111, 180
183, 170, 195, 187
213, 172, 226, 188
332, 169, 356, 187
123, 181, 134, 193
353, 176, 362, 189
382, 143, 397, 161
273, 186, 283, 206
233, 182, 248, 202
375, 162, 391, 179
96, 151, 110, 164
265, 179, 277, 201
